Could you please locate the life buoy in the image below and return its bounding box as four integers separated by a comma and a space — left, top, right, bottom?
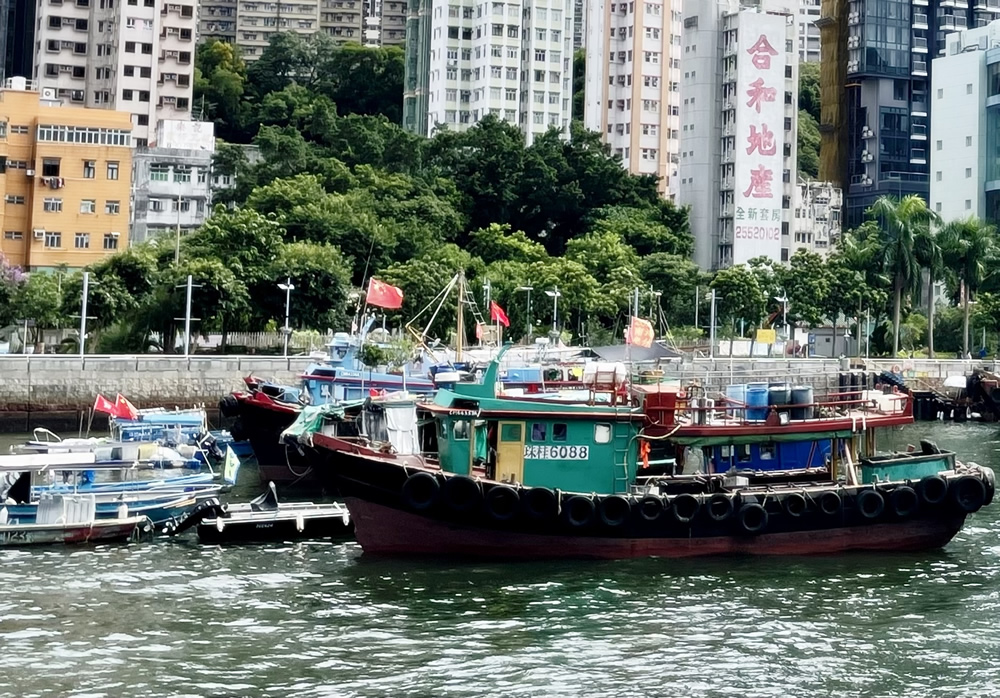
706, 493, 733, 522
889, 486, 918, 518
638, 495, 663, 522
892, 364, 901, 374
442, 476, 482, 515
522, 487, 558, 520
598, 495, 631, 527
485, 485, 520, 521
737, 503, 768, 534
951, 475, 987, 514
819, 490, 842, 516
564, 495, 596, 527
672, 494, 700, 524
639, 440, 651, 470
857, 489, 885, 519
401, 472, 440, 512
783, 492, 807, 517
918, 475, 949, 506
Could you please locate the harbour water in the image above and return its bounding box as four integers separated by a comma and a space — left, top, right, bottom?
2, 422, 1000, 698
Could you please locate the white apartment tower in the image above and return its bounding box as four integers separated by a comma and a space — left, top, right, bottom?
677, 0, 798, 270
797, 0, 819, 63
32, 0, 196, 145
583, 0, 682, 198
402, 0, 574, 144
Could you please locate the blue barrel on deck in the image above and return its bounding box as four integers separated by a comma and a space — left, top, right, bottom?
768, 383, 791, 407
746, 383, 769, 421
790, 385, 815, 420
725, 384, 747, 420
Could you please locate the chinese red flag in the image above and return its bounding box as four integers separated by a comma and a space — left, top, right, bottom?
114, 393, 140, 421
366, 278, 404, 309
489, 300, 510, 327
93, 394, 115, 415
626, 317, 654, 348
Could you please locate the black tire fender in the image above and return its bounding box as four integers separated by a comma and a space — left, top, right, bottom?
819, 490, 842, 516
401, 472, 440, 512
638, 495, 663, 522
918, 475, 949, 506
951, 475, 987, 514
522, 487, 558, 520
889, 486, 919, 518
706, 493, 734, 522
857, 489, 885, 520
484, 485, 520, 521
737, 503, 768, 535
441, 476, 482, 515
783, 492, 807, 517
672, 493, 700, 524
598, 495, 631, 527
564, 495, 596, 527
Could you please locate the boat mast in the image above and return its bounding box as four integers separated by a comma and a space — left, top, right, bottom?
456, 271, 465, 362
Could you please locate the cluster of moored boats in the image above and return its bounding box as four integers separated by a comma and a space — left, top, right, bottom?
219, 332, 996, 559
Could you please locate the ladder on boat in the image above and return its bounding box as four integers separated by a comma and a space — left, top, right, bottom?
611, 419, 632, 494
462, 283, 489, 334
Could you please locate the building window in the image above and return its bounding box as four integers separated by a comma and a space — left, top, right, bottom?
173, 166, 191, 183
4, 231, 23, 240
4, 195, 24, 204
966, 199, 972, 210
936, 171, 942, 182
43, 198, 62, 212
44, 232, 62, 248
107, 161, 119, 179
150, 199, 165, 212
105, 200, 120, 214
967, 168, 973, 178
968, 83, 973, 95
83, 160, 95, 178
42, 158, 60, 177
150, 164, 169, 181
122, 89, 133, 100
103, 233, 119, 250
80, 199, 96, 213
74, 232, 90, 249
967, 136, 973, 147
936, 140, 942, 151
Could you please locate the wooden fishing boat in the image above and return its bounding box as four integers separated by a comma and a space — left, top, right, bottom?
166, 482, 352, 543
0, 492, 153, 547
290, 348, 996, 560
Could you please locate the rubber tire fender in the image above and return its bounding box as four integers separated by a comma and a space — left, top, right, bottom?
819, 490, 842, 516
598, 495, 631, 528
918, 475, 949, 507
672, 493, 700, 524
783, 492, 808, 518
706, 493, 734, 522
951, 475, 987, 514
638, 495, 664, 522
219, 394, 240, 418
889, 486, 919, 518
441, 476, 483, 515
522, 487, 558, 520
737, 503, 768, 535
401, 472, 440, 512
856, 489, 885, 520
484, 485, 520, 522
564, 495, 596, 527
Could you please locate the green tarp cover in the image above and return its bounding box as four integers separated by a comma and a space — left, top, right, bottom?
281, 400, 364, 439
669, 429, 856, 448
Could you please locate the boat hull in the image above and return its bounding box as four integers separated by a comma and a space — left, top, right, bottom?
230, 394, 311, 485
346, 498, 964, 559
197, 512, 352, 544
0, 516, 152, 547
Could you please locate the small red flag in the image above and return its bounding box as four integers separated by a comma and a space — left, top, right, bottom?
93, 394, 115, 415
365, 278, 404, 309
489, 300, 509, 327
114, 393, 140, 421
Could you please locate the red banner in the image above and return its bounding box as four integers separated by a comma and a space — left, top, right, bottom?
626, 317, 654, 348
93, 394, 115, 415
489, 300, 509, 327
365, 278, 404, 309
114, 393, 140, 421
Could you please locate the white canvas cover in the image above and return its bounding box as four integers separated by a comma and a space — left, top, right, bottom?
384, 402, 419, 455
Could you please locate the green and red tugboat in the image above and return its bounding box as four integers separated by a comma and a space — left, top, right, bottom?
286, 349, 995, 559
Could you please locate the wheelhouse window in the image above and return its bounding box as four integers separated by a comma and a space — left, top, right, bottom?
553, 423, 568, 442
531, 423, 547, 441
594, 423, 612, 444
452, 420, 469, 440
500, 423, 522, 441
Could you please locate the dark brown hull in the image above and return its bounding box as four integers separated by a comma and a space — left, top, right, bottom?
229, 394, 317, 486
346, 497, 965, 559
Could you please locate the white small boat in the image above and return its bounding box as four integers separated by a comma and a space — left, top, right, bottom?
0, 493, 152, 547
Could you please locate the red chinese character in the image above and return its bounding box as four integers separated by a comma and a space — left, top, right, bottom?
745, 124, 776, 156
747, 34, 778, 70
743, 165, 774, 199
745, 77, 777, 113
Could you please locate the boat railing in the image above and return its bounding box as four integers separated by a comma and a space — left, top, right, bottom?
684, 389, 908, 426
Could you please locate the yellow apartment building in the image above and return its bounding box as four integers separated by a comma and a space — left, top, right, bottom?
0, 77, 133, 270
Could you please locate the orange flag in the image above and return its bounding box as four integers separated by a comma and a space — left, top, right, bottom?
626, 317, 654, 348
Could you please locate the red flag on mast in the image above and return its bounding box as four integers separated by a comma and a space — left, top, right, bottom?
489, 300, 509, 327
626, 317, 654, 348
114, 393, 140, 421
365, 278, 404, 309
93, 394, 115, 415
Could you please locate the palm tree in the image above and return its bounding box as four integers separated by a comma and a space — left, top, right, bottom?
866, 195, 939, 357
939, 216, 999, 355
913, 226, 942, 358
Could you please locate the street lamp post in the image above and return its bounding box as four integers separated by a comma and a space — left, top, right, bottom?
174, 196, 183, 265
278, 277, 295, 358
79, 271, 90, 358
545, 287, 561, 336
774, 294, 789, 341
516, 285, 533, 342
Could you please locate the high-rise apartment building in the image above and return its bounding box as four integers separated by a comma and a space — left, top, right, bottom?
831, 0, 1000, 227
797, 0, 820, 62
791, 178, 842, 255
1, 0, 35, 80
403, 0, 574, 143
0, 77, 133, 270
929, 21, 1000, 225
583, 0, 682, 198
198, 1, 408, 58
31, 0, 196, 146
678, 0, 798, 270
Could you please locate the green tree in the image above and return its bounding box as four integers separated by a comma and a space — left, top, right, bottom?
799, 61, 820, 122
638, 253, 701, 326
182, 205, 285, 285
193, 39, 247, 140
314, 42, 405, 123
468, 223, 548, 265
780, 249, 831, 327
866, 195, 939, 357
263, 241, 353, 333
939, 216, 999, 354
797, 109, 820, 179
10, 273, 62, 345
588, 204, 693, 257
710, 265, 766, 332
572, 49, 585, 122
913, 224, 943, 357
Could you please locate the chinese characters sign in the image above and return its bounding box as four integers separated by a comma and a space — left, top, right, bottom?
733, 11, 786, 264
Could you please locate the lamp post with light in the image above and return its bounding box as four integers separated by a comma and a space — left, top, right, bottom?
278, 277, 295, 358
545, 287, 561, 336
516, 285, 533, 342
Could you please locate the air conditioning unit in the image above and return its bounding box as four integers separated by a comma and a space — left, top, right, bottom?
40, 87, 56, 99
33, 229, 45, 239
25, 169, 34, 176
110, 231, 120, 238
447, 59, 458, 66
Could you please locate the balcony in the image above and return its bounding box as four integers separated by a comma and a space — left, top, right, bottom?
912, 36, 927, 52
913, 60, 927, 76
911, 123, 927, 140
914, 12, 928, 27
